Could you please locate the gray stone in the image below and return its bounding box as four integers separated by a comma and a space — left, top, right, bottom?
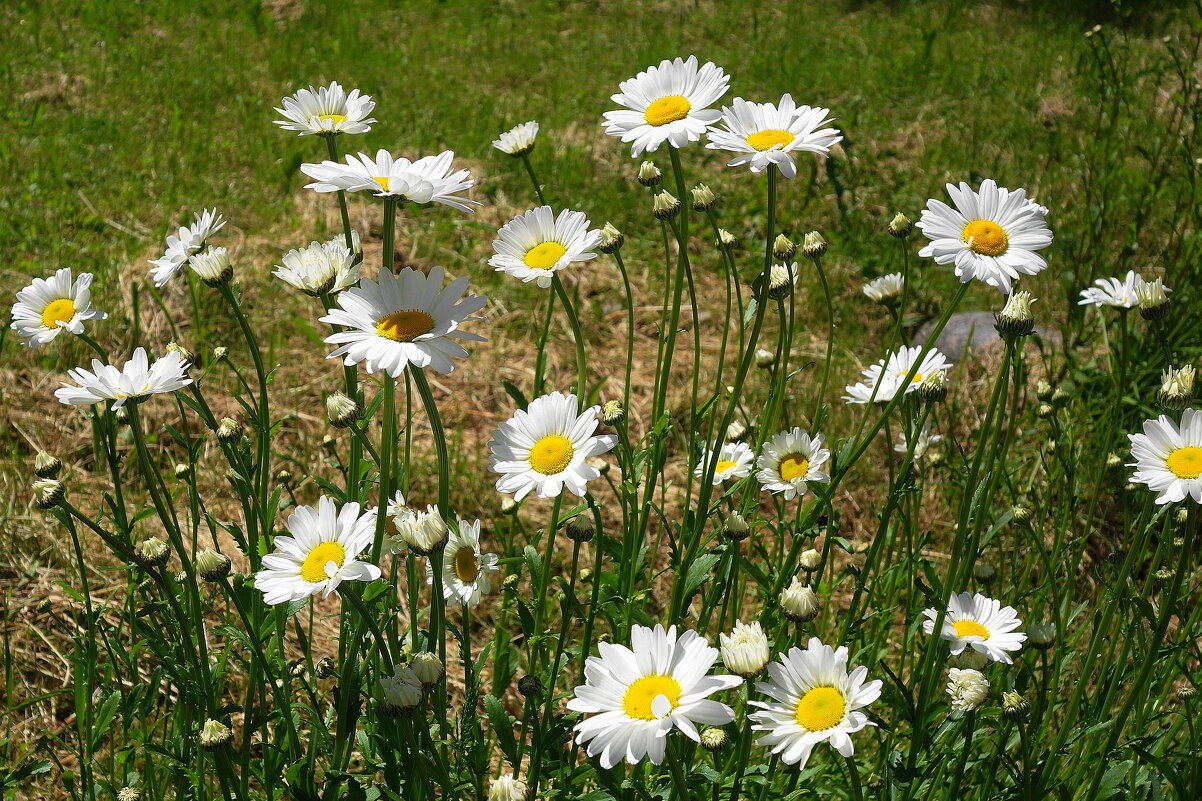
917, 311, 1058, 360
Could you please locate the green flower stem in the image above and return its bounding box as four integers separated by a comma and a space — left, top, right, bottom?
941, 713, 976, 801
342, 587, 394, 672
552, 275, 588, 399
611, 248, 636, 415
532, 495, 564, 668
372, 374, 397, 561
576, 496, 607, 684
520, 151, 548, 206
810, 254, 836, 425
533, 288, 557, 397
323, 134, 356, 252
845, 754, 866, 801
665, 738, 691, 800
726, 681, 754, 801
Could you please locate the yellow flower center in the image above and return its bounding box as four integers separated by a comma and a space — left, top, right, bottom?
794, 686, 845, 731
300, 541, 346, 583
317, 113, 348, 125
953, 619, 991, 639
523, 241, 568, 271
961, 219, 1009, 257
897, 370, 924, 385
1166, 446, 1202, 479
376, 310, 436, 342
746, 129, 795, 151
714, 460, 738, 474
373, 176, 390, 192
528, 434, 574, 475
452, 546, 480, 583
644, 95, 692, 127
622, 674, 682, 720
41, 298, 76, 329
779, 453, 810, 482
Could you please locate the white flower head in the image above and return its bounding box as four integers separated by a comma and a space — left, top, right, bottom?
426, 518, 500, 607
275, 239, 360, 297
379, 664, 423, 712
719, 620, 771, 677
54, 347, 192, 410
917, 179, 1053, 294
493, 121, 539, 157
863, 273, 904, 304
922, 592, 1027, 664
756, 428, 830, 500
253, 496, 381, 605
946, 668, 990, 712
749, 638, 883, 769
696, 441, 754, 485
1128, 408, 1202, 504
489, 206, 601, 288
148, 209, 227, 287
10, 268, 108, 348
488, 391, 617, 501
1078, 270, 1145, 308
706, 95, 841, 178
568, 624, 742, 768
274, 82, 377, 136
602, 56, 730, 158
895, 426, 943, 461
487, 774, 528, 801
301, 149, 479, 212
320, 266, 486, 377
844, 345, 954, 405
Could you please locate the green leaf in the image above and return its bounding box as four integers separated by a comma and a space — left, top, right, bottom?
682, 554, 721, 597
502, 380, 528, 409
484, 694, 518, 763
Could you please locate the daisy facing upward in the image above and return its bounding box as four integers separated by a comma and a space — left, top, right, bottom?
602, 56, 730, 157
922, 592, 1027, 665
489, 206, 601, 289
706, 94, 842, 178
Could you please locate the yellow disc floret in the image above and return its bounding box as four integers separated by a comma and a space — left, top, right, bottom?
778, 453, 810, 482
453, 546, 480, 583
301, 541, 346, 583
372, 176, 390, 192
41, 298, 76, 329
1166, 446, 1202, 479
714, 460, 738, 474
317, 113, 348, 125
376, 310, 436, 342
529, 434, 575, 475
962, 219, 1009, 257
523, 241, 568, 271
953, 619, 991, 639
644, 95, 692, 127
795, 686, 845, 731
747, 129, 795, 151
623, 674, 682, 720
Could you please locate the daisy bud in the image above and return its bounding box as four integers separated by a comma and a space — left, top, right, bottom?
33, 451, 62, 479
1001, 691, 1031, 721
409, 652, 445, 687
326, 391, 361, 429
773, 234, 797, 261
863, 273, 904, 305
518, 674, 543, 698
334, 229, 364, 265
579, 568, 593, 582
995, 291, 1037, 338
700, 726, 730, 752
1035, 380, 1054, 401
314, 657, 336, 679
322, 434, 337, 452
404, 508, 449, 556
492, 120, 539, 157
166, 341, 195, 365
114, 406, 131, 425
802, 231, 827, 260
887, 212, 913, 238
33, 478, 64, 510
726, 420, 749, 442
755, 348, 776, 368
1176, 507, 1190, 524
719, 620, 771, 678
380, 665, 424, 716
946, 668, 990, 712
1106, 549, 1127, 564
190, 247, 233, 288
1029, 622, 1056, 650
487, 774, 528, 801
199, 719, 233, 750
721, 511, 750, 542
849, 538, 871, 554
1136, 278, 1171, 320
767, 263, 798, 301
1153, 567, 1174, 582
779, 577, 820, 623
566, 514, 595, 543
597, 222, 624, 254
1037, 403, 1055, 419
212, 346, 228, 361
1051, 387, 1071, 407
275, 469, 294, 487
691, 183, 718, 211
1156, 365, 1195, 411
600, 399, 626, 426
134, 538, 170, 568
652, 190, 680, 220
500, 496, 518, 515
638, 161, 662, 187
1177, 685, 1197, 702
1011, 505, 1031, 522
174, 463, 192, 481
117, 788, 141, 801
950, 649, 989, 671
503, 574, 520, 594
216, 417, 243, 445
717, 228, 740, 250
195, 548, 232, 582
973, 562, 996, 586
919, 369, 948, 403
799, 548, 822, 573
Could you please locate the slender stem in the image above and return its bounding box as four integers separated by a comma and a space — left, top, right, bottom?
324, 134, 355, 251
520, 152, 548, 206
845, 754, 865, 801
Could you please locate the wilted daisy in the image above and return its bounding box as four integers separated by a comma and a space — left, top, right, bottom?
1078, 270, 1144, 308
253, 496, 380, 605
54, 348, 192, 410
696, 441, 754, 485
844, 345, 954, 404
602, 56, 730, 158
1128, 408, 1202, 504
706, 95, 841, 178
301, 150, 478, 211
426, 518, 499, 607
749, 638, 882, 769
567, 624, 742, 768
320, 266, 486, 376
274, 239, 360, 297
922, 592, 1027, 665
148, 209, 226, 287
489, 391, 617, 501
492, 121, 539, 157
917, 179, 1053, 294
273, 82, 376, 136
946, 668, 990, 712
10, 268, 108, 347
895, 426, 943, 461
756, 428, 830, 500
489, 206, 601, 288
863, 273, 904, 304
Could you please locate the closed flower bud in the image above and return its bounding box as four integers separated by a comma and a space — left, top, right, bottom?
326, 391, 362, 429
115, 406, 131, 425
995, 291, 1037, 338
1029, 622, 1056, 650
919, 370, 948, 403
721, 511, 750, 542
33, 478, 64, 510
1037, 403, 1055, 419
780, 577, 820, 622
199, 719, 233, 750
638, 161, 662, 187
195, 548, 232, 581
767, 262, 798, 300
691, 184, 718, 211
1136, 278, 1171, 320
1011, 505, 1031, 522
653, 190, 680, 220
973, 562, 996, 585
566, 514, 595, 543
503, 574, 520, 594
275, 469, 294, 487
34, 451, 62, 479
134, 538, 170, 568
212, 346, 228, 361
501, 496, 518, 515
216, 417, 243, 445
314, 657, 336, 679
579, 568, 593, 582
488, 774, 528, 801
755, 348, 775, 368
773, 234, 797, 261
700, 726, 729, 752
597, 222, 624, 254
1177, 685, 1197, 702
410, 652, 445, 687
887, 212, 913, 238
380, 665, 424, 715
1051, 387, 1071, 407
726, 420, 749, 442
1156, 365, 1195, 411
190, 247, 233, 288
1035, 380, 1054, 401
117, 788, 142, 801
166, 341, 195, 364
716, 228, 739, 250
719, 620, 771, 677
799, 548, 822, 572
1001, 691, 1031, 720
802, 231, 827, 259
946, 668, 990, 712
1105, 452, 1122, 469
518, 674, 543, 698
600, 399, 626, 426
174, 463, 192, 480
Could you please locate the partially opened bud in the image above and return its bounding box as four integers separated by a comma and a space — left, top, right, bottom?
135, 538, 170, 568
919, 370, 948, 403
716, 229, 739, 250
195, 548, 232, 582
1157, 365, 1195, 411
638, 161, 662, 187
600, 399, 625, 426
721, 511, 750, 542
691, 184, 718, 211
326, 391, 362, 429
33, 478, 64, 510
190, 248, 233, 288
653, 191, 680, 220
802, 231, 827, 259
597, 222, 624, 254
773, 234, 796, 261
410, 652, 445, 687
887, 212, 913, 238
1136, 278, 1171, 320
216, 417, 243, 445
995, 291, 1036, 338
34, 451, 62, 479
1001, 691, 1031, 720
799, 548, 822, 572
200, 719, 233, 750
780, 577, 820, 622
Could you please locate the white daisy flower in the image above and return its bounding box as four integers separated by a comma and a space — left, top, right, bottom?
749, 638, 883, 769
706, 95, 841, 178
695, 441, 754, 485
10, 268, 108, 348
1128, 408, 1202, 504
843, 345, 953, 404
253, 496, 380, 605
488, 206, 602, 289
602, 56, 730, 158
381, 490, 414, 556
1077, 270, 1146, 308
756, 428, 830, 500
274, 239, 360, 297
719, 620, 771, 678
425, 518, 499, 607
273, 82, 377, 136
917, 179, 1053, 294
319, 266, 486, 377
946, 668, 990, 712
54, 347, 192, 410
148, 209, 226, 287
493, 120, 539, 157
922, 592, 1027, 665
488, 391, 618, 501
862, 273, 905, 304
567, 623, 742, 768
301, 149, 479, 212
895, 426, 943, 461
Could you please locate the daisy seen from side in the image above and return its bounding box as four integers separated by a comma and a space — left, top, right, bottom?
11, 268, 107, 348
706, 95, 841, 178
